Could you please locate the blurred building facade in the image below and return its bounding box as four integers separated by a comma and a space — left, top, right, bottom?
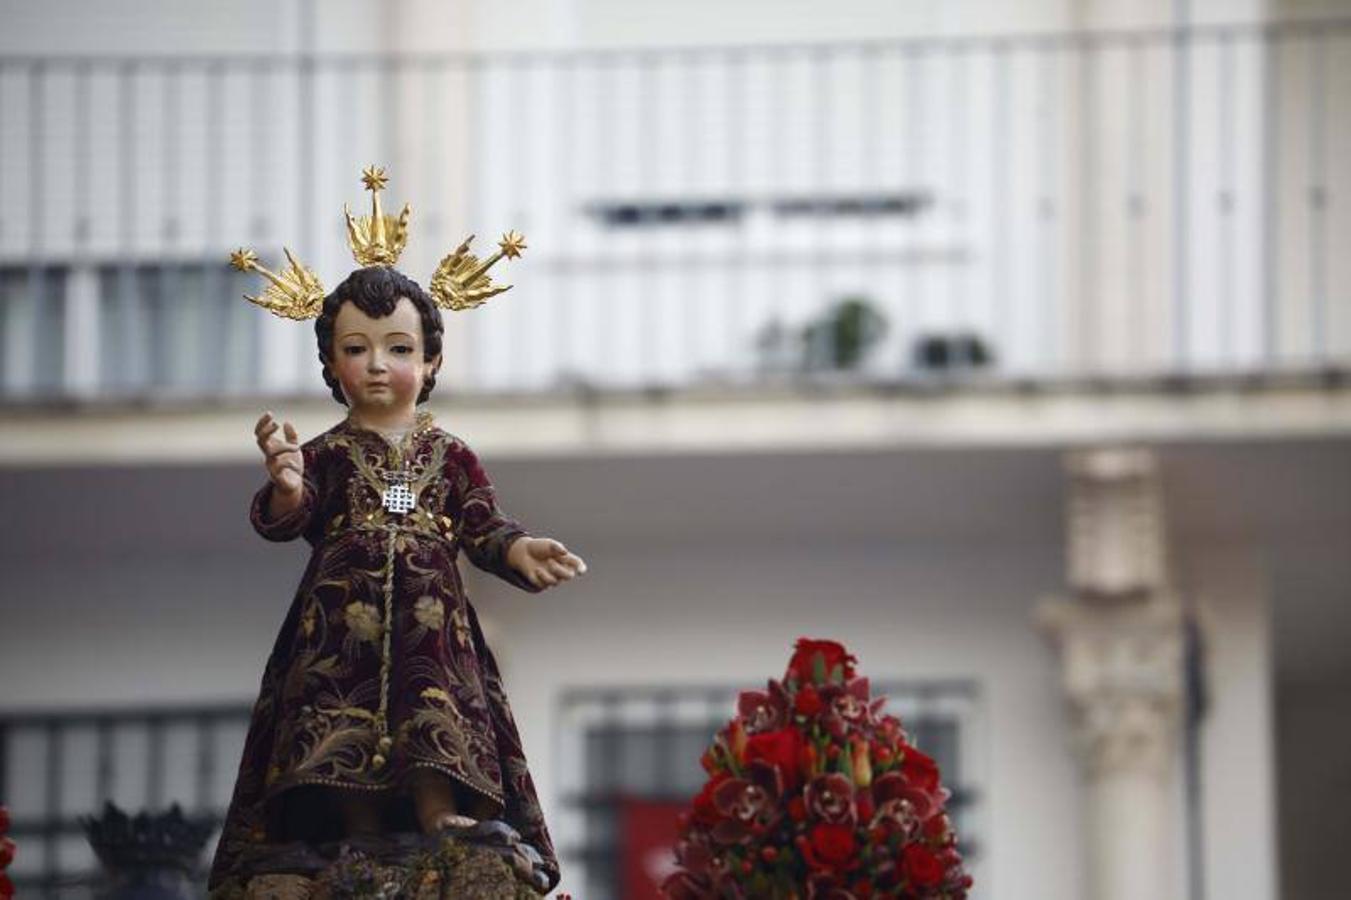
0, 1, 1349, 898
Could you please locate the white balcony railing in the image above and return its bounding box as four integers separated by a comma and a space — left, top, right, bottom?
0, 19, 1348, 402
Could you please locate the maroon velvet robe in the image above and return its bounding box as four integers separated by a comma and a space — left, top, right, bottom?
207, 411, 558, 893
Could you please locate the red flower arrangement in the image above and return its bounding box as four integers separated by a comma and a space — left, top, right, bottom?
663, 639, 971, 900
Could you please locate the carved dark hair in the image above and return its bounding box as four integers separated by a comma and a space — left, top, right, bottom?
314, 266, 444, 406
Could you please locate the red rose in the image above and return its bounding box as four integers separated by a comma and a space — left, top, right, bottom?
807, 823, 858, 872
902, 844, 945, 888
851, 879, 875, 898
0, 873, 12, 900
0, 838, 13, 869
795, 684, 823, 716
745, 728, 806, 789
0, 806, 8, 836
788, 638, 857, 685
900, 746, 940, 793
788, 796, 808, 822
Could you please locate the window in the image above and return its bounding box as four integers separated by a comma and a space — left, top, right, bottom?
97, 262, 259, 396
0, 266, 66, 397
0, 260, 259, 400
0, 705, 251, 899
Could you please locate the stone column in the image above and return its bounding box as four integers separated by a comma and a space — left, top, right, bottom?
1039, 448, 1183, 900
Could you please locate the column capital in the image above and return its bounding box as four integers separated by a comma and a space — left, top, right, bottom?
1040, 597, 1184, 776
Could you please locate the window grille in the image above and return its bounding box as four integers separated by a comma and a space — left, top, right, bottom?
0, 704, 252, 899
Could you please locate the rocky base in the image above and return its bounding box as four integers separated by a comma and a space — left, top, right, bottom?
209, 831, 546, 900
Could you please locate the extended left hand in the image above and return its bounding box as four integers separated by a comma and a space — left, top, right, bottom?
508, 537, 588, 589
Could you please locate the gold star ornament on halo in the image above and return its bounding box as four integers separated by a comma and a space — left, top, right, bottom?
229, 246, 326, 321
345, 165, 410, 267
499, 231, 527, 259
228, 165, 529, 320
360, 165, 389, 193
429, 230, 529, 312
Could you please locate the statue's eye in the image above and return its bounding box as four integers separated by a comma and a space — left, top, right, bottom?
392, 345, 413, 355
343, 345, 365, 356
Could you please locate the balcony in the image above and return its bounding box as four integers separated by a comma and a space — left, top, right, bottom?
0, 19, 1349, 461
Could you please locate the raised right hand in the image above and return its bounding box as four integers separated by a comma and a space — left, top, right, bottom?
255, 411, 303, 496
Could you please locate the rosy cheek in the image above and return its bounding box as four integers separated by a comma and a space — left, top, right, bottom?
334, 357, 364, 391
386, 361, 419, 393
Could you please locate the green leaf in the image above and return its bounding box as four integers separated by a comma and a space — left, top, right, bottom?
839, 745, 855, 782
828, 662, 844, 685
813, 652, 827, 684
715, 742, 742, 777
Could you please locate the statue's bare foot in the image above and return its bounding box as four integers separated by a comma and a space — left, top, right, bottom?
432, 811, 477, 835
516, 842, 550, 891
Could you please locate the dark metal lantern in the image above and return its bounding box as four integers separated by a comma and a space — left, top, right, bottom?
81, 803, 215, 900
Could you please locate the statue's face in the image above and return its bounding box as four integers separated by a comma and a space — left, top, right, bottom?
329, 296, 440, 412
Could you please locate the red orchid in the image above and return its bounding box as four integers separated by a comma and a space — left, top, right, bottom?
804, 773, 856, 825
711, 761, 783, 845
673, 833, 716, 877
691, 772, 732, 826
737, 684, 790, 734
831, 678, 872, 724
872, 770, 937, 825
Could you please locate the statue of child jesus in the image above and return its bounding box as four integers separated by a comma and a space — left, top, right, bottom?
208, 169, 582, 897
